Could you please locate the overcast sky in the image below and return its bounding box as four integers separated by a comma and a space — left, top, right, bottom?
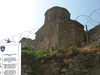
0, 0, 100, 42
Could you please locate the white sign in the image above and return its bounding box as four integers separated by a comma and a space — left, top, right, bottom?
0, 43, 21, 75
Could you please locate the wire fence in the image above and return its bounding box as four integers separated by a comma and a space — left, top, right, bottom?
75, 8, 100, 30
0, 28, 39, 43
75, 8, 100, 44
0, 8, 100, 43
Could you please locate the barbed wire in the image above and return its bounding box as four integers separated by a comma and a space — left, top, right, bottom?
0, 8, 100, 43
75, 8, 100, 29
0, 28, 39, 43
75, 8, 100, 44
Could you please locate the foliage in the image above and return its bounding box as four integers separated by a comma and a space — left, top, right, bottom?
22, 47, 58, 61
69, 46, 78, 53
22, 50, 34, 57
34, 50, 50, 59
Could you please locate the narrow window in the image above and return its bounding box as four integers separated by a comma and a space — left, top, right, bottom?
53, 14, 56, 20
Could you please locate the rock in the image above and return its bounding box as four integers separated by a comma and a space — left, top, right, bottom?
61, 68, 67, 73
68, 63, 73, 69
96, 51, 100, 56
63, 59, 68, 63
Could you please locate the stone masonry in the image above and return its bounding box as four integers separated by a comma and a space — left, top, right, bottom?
88, 24, 100, 43
20, 37, 35, 49
35, 6, 84, 50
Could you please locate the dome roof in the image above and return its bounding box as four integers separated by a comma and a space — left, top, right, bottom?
45, 6, 70, 19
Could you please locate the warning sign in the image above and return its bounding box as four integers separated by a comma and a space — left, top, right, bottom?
0, 43, 21, 75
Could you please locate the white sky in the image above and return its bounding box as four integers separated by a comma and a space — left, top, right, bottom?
0, 0, 34, 40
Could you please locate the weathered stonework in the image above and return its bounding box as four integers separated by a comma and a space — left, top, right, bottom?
20, 37, 35, 49
35, 6, 84, 50
88, 24, 100, 42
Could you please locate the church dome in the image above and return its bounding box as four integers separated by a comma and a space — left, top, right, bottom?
45, 6, 70, 23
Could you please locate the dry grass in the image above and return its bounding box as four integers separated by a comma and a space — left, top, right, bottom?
78, 47, 100, 53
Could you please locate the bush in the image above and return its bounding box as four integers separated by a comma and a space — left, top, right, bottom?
69, 46, 78, 53
34, 50, 50, 59
22, 48, 58, 61
22, 50, 34, 56
21, 50, 35, 65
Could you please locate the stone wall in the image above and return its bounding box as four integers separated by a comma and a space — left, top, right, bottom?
88, 24, 100, 43
20, 38, 35, 49
35, 51, 100, 75
21, 50, 100, 75
58, 20, 84, 50
35, 22, 59, 50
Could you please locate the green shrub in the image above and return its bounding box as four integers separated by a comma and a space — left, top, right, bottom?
69, 46, 78, 53
22, 48, 58, 61
22, 50, 34, 56
34, 50, 50, 59
21, 50, 35, 65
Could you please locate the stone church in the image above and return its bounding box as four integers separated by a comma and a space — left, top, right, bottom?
34, 6, 84, 50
